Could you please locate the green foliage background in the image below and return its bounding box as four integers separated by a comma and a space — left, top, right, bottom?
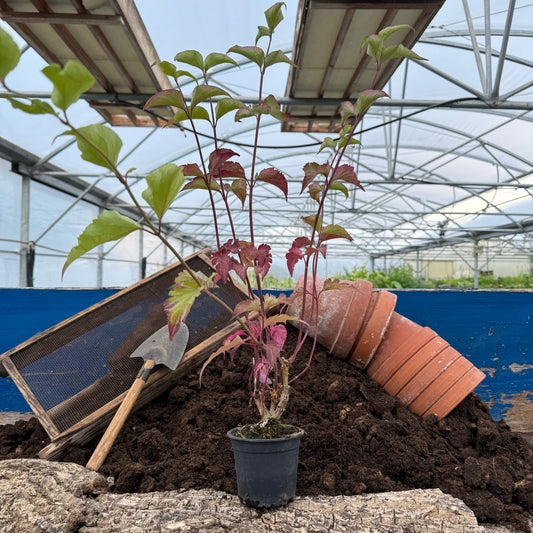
255, 264, 533, 289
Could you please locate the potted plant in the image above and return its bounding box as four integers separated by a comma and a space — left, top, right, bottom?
0, 3, 423, 507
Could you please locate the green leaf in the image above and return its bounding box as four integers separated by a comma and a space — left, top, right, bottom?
204, 52, 238, 71
227, 45, 264, 67
42, 61, 95, 111
142, 163, 185, 219
265, 50, 296, 68
191, 84, 230, 109
63, 211, 140, 275
382, 44, 427, 62
174, 49, 204, 71
263, 94, 289, 121
255, 25, 271, 45
329, 181, 349, 199
252, 103, 270, 115
169, 106, 210, 125
234, 105, 255, 122
3, 95, 54, 115
182, 176, 221, 192
338, 135, 361, 149
362, 25, 415, 64
233, 293, 282, 315
158, 60, 178, 77
215, 97, 246, 120
354, 89, 388, 116
319, 224, 353, 243
378, 24, 412, 42
144, 89, 187, 111
340, 123, 352, 136
318, 137, 337, 153
302, 214, 322, 231
62, 124, 122, 171
158, 61, 198, 82
165, 270, 205, 339
340, 101, 355, 123
361, 33, 382, 61
264, 2, 285, 31
230, 178, 247, 206
0, 27, 20, 81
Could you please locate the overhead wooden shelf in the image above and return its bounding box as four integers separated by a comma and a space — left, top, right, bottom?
0, 0, 172, 127
283, 0, 445, 133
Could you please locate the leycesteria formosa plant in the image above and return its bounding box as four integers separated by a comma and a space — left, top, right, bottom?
0, 3, 425, 433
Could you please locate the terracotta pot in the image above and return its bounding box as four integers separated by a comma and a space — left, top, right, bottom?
368, 327, 437, 384
330, 278, 373, 359
395, 345, 461, 407
349, 289, 397, 369
383, 335, 450, 396
366, 312, 423, 378
408, 355, 476, 418
422, 365, 486, 419
288, 276, 373, 359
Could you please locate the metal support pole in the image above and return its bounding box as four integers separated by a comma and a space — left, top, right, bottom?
96, 207, 104, 288
473, 241, 481, 289
19, 175, 30, 287
369, 256, 375, 272
139, 229, 144, 280
26, 241, 35, 287
416, 250, 421, 279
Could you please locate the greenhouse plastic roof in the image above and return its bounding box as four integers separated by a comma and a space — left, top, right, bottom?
0, 0, 532, 287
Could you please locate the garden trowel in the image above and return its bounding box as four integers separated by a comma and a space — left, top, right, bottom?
86, 323, 189, 471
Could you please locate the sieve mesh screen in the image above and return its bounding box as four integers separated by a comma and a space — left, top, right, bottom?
2, 253, 241, 436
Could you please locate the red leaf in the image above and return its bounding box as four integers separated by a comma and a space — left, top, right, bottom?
293, 236, 311, 248
210, 239, 242, 282
209, 148, 239, 174
332, 164, 364, 191
182, 163, 204, 177
308, 182, 321, 202
255, 243, 272, 279
256, 168, 288, 200
217, 160, 246, 179
269, 324, 287, 349
286, 245, 304, 276
302, 162, 330, 193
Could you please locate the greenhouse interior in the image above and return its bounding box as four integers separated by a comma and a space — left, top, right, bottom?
0, 1, 532, 531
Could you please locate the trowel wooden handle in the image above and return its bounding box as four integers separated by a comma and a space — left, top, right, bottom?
86, 359, 155, 471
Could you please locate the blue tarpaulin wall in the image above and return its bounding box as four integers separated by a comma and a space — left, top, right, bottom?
0, 288, 531, 430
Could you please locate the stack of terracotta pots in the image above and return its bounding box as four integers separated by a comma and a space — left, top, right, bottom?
288, 276, 486, 420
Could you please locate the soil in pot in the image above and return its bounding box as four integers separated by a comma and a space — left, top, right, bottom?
0, 325, 532, 532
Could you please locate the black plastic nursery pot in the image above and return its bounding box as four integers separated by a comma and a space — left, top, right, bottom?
227, 425, 305, 508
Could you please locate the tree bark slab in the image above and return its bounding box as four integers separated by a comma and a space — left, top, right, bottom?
0, 459, 525, 532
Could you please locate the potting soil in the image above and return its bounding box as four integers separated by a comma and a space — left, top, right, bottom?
1, 326, 532, 531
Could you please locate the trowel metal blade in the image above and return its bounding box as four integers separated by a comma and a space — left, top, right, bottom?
130, 323, 189, 371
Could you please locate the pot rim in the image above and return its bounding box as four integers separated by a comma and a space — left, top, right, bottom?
227, 425, 304, 443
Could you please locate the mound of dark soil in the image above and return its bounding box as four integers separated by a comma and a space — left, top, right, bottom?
1, 327, 532, 531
